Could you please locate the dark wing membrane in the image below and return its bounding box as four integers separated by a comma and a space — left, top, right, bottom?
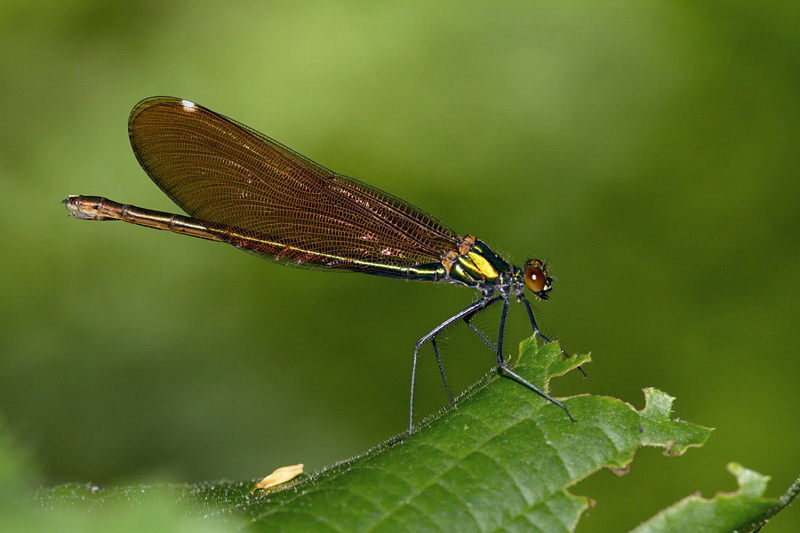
128, 97, 460, 273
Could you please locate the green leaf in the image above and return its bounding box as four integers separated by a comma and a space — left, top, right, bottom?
38, 338, 714, 531
632, 463, 800, 533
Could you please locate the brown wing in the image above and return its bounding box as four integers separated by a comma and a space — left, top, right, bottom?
128, 97, 461, 273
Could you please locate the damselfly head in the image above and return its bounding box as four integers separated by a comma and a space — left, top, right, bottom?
523, 258, 553, 300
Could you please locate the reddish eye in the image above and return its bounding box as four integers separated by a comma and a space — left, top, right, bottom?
523, 259, 550, 295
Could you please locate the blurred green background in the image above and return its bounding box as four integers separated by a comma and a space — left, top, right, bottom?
1, 0, 797, 530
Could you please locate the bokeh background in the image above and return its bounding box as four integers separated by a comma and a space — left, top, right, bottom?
1, 0, 797, 530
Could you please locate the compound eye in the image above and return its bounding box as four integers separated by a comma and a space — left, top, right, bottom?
523, 260, 549, 294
